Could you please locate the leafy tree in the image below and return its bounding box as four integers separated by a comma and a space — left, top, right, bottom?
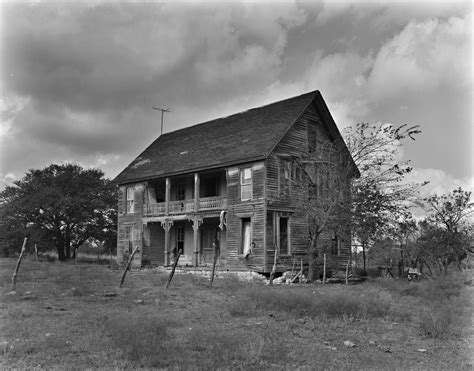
292, 136, 355, 281
345, 123, 427, 273
420, 187, 473, 273
291, 122, 424, 280
0, 164, 117, 261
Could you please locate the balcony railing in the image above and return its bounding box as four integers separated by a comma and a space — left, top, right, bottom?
143, 196, 227, 217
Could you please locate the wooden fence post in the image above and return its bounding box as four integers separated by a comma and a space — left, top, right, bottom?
119, 246, 140, 288
11, 237, 28, 291
210, 242, 219, 287
345, 259, 349, 285
269, 250, 278, 286
323, 253, 326, 285
165, 250, 182, 289
34, 244, 38, 262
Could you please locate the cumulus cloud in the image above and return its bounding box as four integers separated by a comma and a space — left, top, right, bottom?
0, 1, 471, 194
368, 14, 472, 100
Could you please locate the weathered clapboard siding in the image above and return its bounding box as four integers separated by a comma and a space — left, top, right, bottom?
142, 223, 164, 266
264, 102, 352, 273
225, 162, 266, 271
117, 183, 145, 268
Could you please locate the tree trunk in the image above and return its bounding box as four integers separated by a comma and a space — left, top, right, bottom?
307, 234, 318, 282
56, 241, 66, 261
362, 241, 367, 275
65, 228, 71, 260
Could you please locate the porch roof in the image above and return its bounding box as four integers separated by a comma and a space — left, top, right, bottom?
114, 90, 319, 184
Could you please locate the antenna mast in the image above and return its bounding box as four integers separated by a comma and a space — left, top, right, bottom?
152, 107, 171, 135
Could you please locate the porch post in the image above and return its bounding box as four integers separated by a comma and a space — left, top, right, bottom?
194, 173, 200, 212
165, 177, 170, 216
193, 217, 202, 266
163, 219, 173, 266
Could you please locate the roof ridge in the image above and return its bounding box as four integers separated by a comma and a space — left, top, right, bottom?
160, 89, 319, 138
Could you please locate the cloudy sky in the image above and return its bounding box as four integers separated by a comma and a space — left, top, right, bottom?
1, 1, 472, 196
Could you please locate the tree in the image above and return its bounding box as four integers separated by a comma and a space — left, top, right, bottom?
292, 135, 355, 281
420, 187, 473, 273
291, 122, 424, 280
0, 164, 117, 261
345, 123, 426, 273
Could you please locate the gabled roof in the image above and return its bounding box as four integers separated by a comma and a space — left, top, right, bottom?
114, 90, 359, 184
114, 90, 319, 184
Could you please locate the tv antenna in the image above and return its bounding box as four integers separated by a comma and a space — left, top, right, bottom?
152, 107, 171, 135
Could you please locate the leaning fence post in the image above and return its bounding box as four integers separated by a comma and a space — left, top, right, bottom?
269, 250, 278, 286
165, 250, 182, 289
11, 237, 28, 291
119, 246, 140, 288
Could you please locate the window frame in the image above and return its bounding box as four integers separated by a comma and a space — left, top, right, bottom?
239, 217, 252, 255
278, 215, 290, 256
240, 167, 253, 201
126, 187, 135, 214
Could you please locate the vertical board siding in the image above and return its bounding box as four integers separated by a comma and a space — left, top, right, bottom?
225, 162, 265, 271
265, 103, 352, 273
117, 183, 145, 268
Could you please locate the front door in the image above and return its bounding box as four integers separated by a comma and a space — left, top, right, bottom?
200, 226, 217, 264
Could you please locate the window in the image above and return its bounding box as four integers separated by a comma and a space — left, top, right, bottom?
279, 216, 289, 255
279, 160, 291, 195
240, 168, 252, 201
126, 187, 135, 213
176, 226, 185, 254
125, 226, 134, 255
240, 218, 252, 256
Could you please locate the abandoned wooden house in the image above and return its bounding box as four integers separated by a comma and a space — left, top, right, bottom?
114, 90, 358, 274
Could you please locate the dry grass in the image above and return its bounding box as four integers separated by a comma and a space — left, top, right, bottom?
1, 258, 472, 370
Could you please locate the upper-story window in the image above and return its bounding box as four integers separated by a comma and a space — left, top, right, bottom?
126, 187, 135, 213
240, 168, 253, 201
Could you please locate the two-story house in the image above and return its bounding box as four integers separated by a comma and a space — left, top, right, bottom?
114, 90, 358, 274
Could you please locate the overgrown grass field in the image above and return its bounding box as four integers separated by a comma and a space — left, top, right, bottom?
1, 258, 472, 369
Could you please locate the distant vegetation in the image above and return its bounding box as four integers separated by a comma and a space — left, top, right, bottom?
0, 163, 116, 260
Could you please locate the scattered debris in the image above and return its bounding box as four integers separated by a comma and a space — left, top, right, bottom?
343, 340, 356, 348
103, 292, 118, 297
369, 340, 377, 346
417, 349, 427, 353
45, 333, 52, 337
6, 291, 17, 296
134, 299, 144, 305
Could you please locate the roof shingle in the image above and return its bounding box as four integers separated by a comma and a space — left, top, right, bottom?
114, 90, 318, 184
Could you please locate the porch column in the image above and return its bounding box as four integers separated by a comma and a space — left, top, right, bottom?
194, 173, 200, 212
192, 217, 202, 266
165, 177, 170, 216
163, 219, 173, 266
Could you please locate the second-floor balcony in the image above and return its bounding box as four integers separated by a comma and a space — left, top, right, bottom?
144, 196, 227, 217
